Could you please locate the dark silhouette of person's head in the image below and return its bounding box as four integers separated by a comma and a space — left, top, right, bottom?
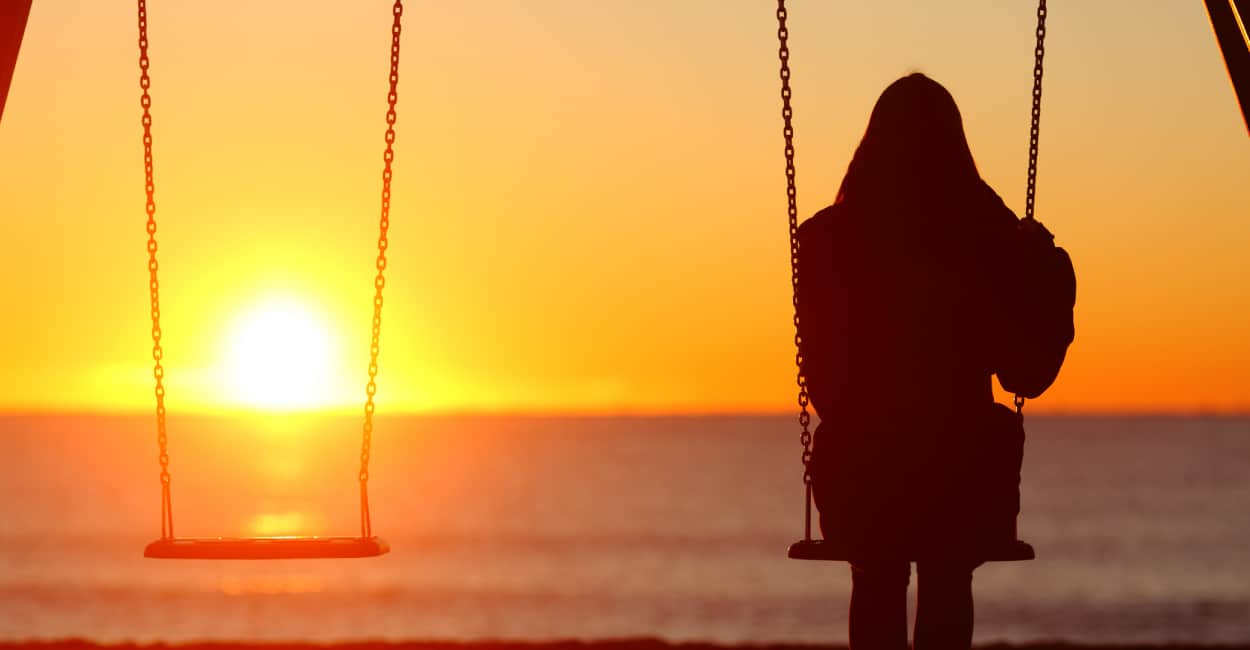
836, 73, 983, 209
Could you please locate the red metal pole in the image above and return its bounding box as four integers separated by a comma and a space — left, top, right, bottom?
1206, 0, 1250, 134
0, 0, 33, 124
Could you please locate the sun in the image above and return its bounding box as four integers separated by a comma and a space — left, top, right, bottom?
220, 297, 344, 411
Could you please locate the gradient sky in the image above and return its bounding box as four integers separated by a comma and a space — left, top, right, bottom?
1, 1, 1247, 414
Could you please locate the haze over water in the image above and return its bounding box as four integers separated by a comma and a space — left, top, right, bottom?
1, 414, 1247, 644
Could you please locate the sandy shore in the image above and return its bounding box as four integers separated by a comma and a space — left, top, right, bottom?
3, 640, 1247, 650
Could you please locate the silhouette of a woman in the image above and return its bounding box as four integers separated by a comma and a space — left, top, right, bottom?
797, 73, 1074, 649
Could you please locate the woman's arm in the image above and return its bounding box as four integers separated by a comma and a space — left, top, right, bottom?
993, 218, 1077, 399
796, 208, 843, 418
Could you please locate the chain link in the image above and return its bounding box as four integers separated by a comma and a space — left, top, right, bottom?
138, 0, 174, 540
358, 0, 403, 539
1024, 0, 1046, 225
776, 1, 813, 488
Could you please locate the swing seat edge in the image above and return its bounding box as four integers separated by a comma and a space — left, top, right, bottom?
144, 535, 390, 560
787, 538, 1035, 562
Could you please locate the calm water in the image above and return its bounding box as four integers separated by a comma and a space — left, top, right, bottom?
0, 414, 1247, 644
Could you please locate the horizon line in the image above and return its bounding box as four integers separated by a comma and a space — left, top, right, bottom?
2, 407, 1249, 419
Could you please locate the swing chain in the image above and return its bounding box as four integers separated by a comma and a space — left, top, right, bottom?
359, 0, 403, 539
776, 0, 813, 484
1016, 0, 1047, 417
138, 0, 173, 540
136, 0, 401, 541
1024, 0, 1046, 224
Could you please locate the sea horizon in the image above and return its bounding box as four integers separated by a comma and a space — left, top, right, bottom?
3, 414, 1247, 644
5, 409, 1250, 419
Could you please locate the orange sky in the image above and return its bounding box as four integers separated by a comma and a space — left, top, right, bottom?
1, 1, 1247, 415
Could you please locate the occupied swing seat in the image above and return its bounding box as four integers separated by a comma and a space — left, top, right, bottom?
144, 536, 390, 560
789, 400, 1036, 564
788, 538, 1034, 562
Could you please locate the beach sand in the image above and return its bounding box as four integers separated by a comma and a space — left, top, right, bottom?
4, 640, 1247, 650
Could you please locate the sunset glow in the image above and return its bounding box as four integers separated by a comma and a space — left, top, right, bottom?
0, 2, 1247, 415
220, 298, 344, 411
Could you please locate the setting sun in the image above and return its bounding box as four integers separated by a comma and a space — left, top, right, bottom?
220, 298, 345, 411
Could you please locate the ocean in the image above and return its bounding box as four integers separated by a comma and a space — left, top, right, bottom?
0, 414, 1247, 644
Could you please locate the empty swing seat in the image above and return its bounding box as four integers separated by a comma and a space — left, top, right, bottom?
788, 538, 1034, 562
144, 536, 390, 560
129, 0, 402, 563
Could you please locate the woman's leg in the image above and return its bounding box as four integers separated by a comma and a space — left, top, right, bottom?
849, 561, 910, 650
912, 560, 981, 650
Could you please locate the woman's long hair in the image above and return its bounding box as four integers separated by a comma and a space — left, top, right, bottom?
835, 74, 985, 210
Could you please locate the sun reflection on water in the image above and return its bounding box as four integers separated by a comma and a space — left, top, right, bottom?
217, 574, 326, 596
